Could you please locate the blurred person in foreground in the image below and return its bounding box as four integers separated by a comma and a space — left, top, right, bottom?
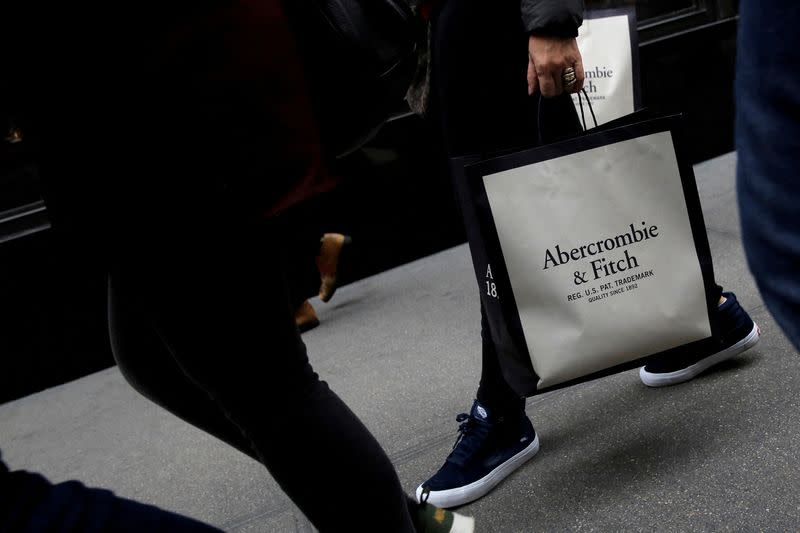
737, 0, 800, 351
2, 1, 471, 531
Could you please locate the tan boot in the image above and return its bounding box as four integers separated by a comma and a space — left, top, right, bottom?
317, 233, 351, 303
295, 300, 320, 333
5, 127, 23, 144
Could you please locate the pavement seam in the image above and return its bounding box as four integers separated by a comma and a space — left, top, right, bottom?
222, 500, 298, 531
221, 431, 457, 531
389, 431, 459, 466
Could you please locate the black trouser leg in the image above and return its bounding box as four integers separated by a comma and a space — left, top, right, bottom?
109, 222, 413, 532
431, 0, 581, 412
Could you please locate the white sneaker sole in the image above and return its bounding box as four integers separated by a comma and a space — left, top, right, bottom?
639, 322, 761, 388
415, 434, 540, 509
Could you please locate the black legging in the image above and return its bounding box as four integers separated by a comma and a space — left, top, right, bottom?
431, 0, 583, 413
108, 221, 414, 532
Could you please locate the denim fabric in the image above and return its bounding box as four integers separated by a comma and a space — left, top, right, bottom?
736, 0, 800, 350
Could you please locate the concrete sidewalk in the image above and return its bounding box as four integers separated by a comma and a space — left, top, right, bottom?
3, 153, 799, 532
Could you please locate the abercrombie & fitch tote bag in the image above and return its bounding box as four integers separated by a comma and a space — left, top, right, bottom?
572, 7, 642, 126
453, 115, 719, 395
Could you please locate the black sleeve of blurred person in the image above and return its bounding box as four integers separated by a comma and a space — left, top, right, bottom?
520, 0, 584, 37
0, 453, 222, 533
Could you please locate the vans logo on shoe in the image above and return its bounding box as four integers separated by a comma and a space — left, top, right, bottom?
476, 406, 488, 419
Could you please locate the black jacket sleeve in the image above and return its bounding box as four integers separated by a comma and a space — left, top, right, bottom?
520, 0, 584, 37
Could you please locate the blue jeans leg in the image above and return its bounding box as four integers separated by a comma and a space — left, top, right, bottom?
736, 0, 800, 350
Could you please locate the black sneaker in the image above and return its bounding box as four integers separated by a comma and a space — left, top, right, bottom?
639, 292, 761, 387
415, 400, 539, 508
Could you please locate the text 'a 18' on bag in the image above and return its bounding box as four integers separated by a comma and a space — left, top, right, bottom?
463, 116, 718, 394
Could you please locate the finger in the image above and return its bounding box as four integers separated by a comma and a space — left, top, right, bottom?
552, 69, 564, 96
527, 56, 538, 96
573, 59, 585, 93
538, 73, 557, 98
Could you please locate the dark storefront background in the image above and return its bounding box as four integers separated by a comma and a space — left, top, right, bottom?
1, 0, 742, 403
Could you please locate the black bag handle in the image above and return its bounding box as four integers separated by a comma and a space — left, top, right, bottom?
576, 88, 598, 131
536, 88, 598, 142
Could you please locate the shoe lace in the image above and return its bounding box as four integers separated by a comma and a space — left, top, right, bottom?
446, 412, 492, 466
419, 486, 430, 504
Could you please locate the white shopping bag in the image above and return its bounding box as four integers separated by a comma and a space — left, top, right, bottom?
458, 116, 717, 393
573, 8, 641, 126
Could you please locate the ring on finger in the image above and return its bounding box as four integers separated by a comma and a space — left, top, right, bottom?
562, 66, 577, 90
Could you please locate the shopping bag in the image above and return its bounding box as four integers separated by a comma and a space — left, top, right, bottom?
453, 115, 719, 395
573, 8, 641, 126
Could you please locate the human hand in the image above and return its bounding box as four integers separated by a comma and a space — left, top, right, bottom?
527, 35, 584, 97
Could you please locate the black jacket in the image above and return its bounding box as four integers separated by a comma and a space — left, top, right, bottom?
521, 0, 584, 37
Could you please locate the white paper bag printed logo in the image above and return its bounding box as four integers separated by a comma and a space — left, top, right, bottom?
573, 14, 635, 125
542, 221, 660, 285
481, 131, 711, 388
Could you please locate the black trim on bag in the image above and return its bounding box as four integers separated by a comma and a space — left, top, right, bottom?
470, 116, 682, 174
463, 115, 718, 395
450, 156, 541, 396
523, 333, 720, 395
668, 115, 721, 340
